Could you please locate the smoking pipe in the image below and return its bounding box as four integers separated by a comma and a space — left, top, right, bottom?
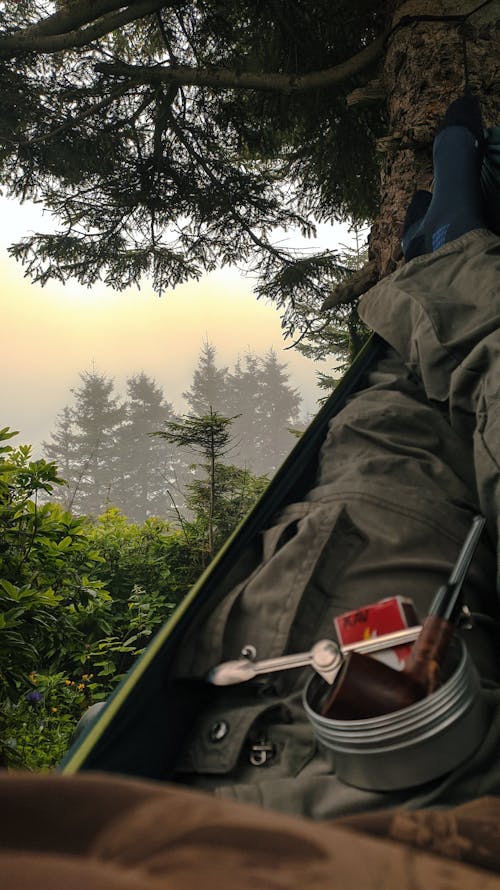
319, 515, 486, 721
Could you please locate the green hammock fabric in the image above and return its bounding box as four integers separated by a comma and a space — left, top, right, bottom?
482, 127, 500, 235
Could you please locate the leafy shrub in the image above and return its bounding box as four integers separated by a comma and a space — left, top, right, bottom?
0, 426, 268, 770
2, 671, 92, 771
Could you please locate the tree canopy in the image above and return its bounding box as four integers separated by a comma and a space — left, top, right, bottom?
0, 1, 386, 337
1, 1, 498, 341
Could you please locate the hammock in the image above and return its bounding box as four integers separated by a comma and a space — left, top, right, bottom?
59, 335, 384, 779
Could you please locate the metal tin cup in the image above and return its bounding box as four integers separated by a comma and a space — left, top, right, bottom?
303, 637, 490, 791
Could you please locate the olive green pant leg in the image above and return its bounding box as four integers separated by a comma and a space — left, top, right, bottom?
359, 229, 500, 587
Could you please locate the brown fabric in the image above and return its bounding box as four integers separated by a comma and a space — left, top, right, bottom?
2, 772, 500, 889
339, 796, 500, 876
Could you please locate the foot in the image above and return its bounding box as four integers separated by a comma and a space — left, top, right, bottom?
402, 93, 487, 261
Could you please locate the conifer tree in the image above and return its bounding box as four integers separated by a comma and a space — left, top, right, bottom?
44, 369, 125, 516
226, 350, 301, 475
154, 409, 238, 561
114, 373, 175, 521
42, 406, 78, 509
182, 341, 231, 417
254, 349, 302, 475
294, 225, 372, 392
224, 352, 261, 467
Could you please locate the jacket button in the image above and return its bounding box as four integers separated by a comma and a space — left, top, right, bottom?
209, 720, 229, 742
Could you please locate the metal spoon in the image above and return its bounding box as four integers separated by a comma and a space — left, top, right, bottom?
207, 625, 422, 686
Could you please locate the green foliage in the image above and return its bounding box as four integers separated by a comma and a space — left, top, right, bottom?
154, 409, 240, 559
84, 507, 192, 607
0, 428, 109, 695
155, 410, 238, 459
0, 425, 267, 770
0, 427, 114, 767
294, 225, 372, 388
2, 671, 93, 771
185, 463, 268, 556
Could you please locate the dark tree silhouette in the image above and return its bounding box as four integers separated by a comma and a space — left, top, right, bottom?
295, 224, 372, 390
182, 341, 231, 417
114, 373, 175, 521
154, 409, 239, 560
226, 350, 302, 475
44, 369, 124, 516
253, 349, 302, 475
42, 406, 77, 509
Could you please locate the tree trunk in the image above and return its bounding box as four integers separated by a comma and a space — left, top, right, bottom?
370, 0, 500, 280
208, 413, 216, 562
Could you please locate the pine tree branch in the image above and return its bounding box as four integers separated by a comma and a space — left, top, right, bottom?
10, 1, 135, 38
24, 83, 139, 147
94, 32, 387, 93
322, 260, 378, 308
0, 0, 168, 56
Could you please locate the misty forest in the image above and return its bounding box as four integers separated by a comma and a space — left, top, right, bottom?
43, 341, 303, 521
1, 1, 498, 768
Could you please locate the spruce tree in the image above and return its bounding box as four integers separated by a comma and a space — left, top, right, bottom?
182, 341, 231, 417
154, 409, 238, 561
225, 353, 262, 468
226, 350, 302, 476
115, 373, 175, 521
56, 369, 125, 517
253, 350, 302, 476
42, 406, 78, 509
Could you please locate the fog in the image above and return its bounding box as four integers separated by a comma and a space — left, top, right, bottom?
1, 197, 347, 456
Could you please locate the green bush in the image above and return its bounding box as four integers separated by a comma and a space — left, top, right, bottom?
0, 426, 268, 770
0, 430, 194, 769
2, 671, 92, 771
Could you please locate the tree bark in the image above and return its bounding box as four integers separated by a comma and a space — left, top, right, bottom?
346, 78, 386, 107
369, 0, 500, 280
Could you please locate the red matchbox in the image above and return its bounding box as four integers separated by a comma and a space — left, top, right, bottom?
334, 596, 419, 670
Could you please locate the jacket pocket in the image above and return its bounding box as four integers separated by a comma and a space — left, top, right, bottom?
175, 699, 293, 776
221, 503, 367, 663
175, 689, 316, 783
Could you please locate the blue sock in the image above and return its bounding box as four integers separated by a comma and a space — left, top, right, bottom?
402, 95, 487, 261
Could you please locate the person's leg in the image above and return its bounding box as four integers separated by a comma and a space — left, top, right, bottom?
359, 229, 500, 589
402, 94, 487, 260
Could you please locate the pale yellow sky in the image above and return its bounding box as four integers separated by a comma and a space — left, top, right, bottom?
1, 197, 347, 457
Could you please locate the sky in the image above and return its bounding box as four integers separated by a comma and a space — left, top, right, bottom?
1, 196, 350, 458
